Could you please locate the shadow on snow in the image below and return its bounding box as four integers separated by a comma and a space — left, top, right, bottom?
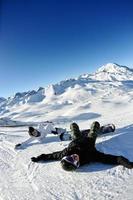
14, 123, 133, 172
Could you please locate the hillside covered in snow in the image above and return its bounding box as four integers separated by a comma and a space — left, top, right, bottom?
0, 63, 133, 200
0, 63, 133, 127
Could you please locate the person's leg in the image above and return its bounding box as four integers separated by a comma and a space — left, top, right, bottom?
70, 123, 82, 140
87, 121, 100, 144
92, 151, 133, 168
92, 151, 118, 164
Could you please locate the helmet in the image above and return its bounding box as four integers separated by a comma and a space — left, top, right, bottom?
28, 127, 41, 137
60, 154, 80, 171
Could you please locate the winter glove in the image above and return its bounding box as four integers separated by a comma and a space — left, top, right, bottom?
15, 143, 22, 149
31, 154, 47, 162
31, 157, 39, 162
117, 156, 133, 169
15, 143, 21, 147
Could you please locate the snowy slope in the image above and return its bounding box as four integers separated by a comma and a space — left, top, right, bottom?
0, 110, 133, 200
0, 63, 133, 200
0, 63, 133, 125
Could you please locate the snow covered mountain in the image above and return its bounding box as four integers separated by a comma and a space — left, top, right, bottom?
94, 63, 133, 81
0, 63, 133, 125
0, 63, 133, 200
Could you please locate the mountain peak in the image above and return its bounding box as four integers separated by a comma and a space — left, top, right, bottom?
0, 62, 133, 112
93, 63, 133, 81
97, 63, 133, 74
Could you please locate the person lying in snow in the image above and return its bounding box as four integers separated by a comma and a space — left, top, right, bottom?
15, 122, 66, 149
31, 121, 133, 171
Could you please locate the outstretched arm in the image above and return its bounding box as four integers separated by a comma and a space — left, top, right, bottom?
15, 137, 36, 149
31, 147, 70, 162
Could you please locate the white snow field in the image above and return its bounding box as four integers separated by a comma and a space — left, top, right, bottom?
0, 63, 133, 200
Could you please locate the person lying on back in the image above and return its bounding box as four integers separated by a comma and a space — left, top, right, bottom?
31, 121, 133, 171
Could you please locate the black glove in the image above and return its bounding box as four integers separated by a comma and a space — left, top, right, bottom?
117, 156, 133, 169
15, 143, 22, 149
31, 154, 47, 162
31, 157, 39, 162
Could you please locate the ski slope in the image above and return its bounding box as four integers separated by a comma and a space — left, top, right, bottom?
0, 63, 133, 200
0, 107, 133, 200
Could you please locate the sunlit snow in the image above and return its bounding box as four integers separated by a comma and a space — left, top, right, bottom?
0, 63, 133, 200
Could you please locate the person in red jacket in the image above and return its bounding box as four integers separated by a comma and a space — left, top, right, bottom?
31, 121, 133, 171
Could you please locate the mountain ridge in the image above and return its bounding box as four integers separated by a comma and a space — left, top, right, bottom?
0, 63, 133, 122
1, 63, 133, 101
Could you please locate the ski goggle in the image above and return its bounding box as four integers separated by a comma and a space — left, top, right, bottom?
62, 154, 80, 168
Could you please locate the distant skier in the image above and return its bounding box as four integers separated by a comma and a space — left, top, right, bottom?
31, 121, 133, 170
15, 122, 66, 149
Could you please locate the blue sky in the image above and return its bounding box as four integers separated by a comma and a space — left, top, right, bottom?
0, 0, 133, 98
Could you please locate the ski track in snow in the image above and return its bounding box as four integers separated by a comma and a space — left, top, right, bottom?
0, 123, 133, 200
0, 132, 42, 200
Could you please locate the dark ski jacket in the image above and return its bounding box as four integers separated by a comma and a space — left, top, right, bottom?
35, 137, 120, 166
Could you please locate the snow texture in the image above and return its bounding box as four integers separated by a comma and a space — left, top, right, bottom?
0, 63, 133, 200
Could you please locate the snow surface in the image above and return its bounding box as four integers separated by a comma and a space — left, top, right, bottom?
0, 63, 133, 200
